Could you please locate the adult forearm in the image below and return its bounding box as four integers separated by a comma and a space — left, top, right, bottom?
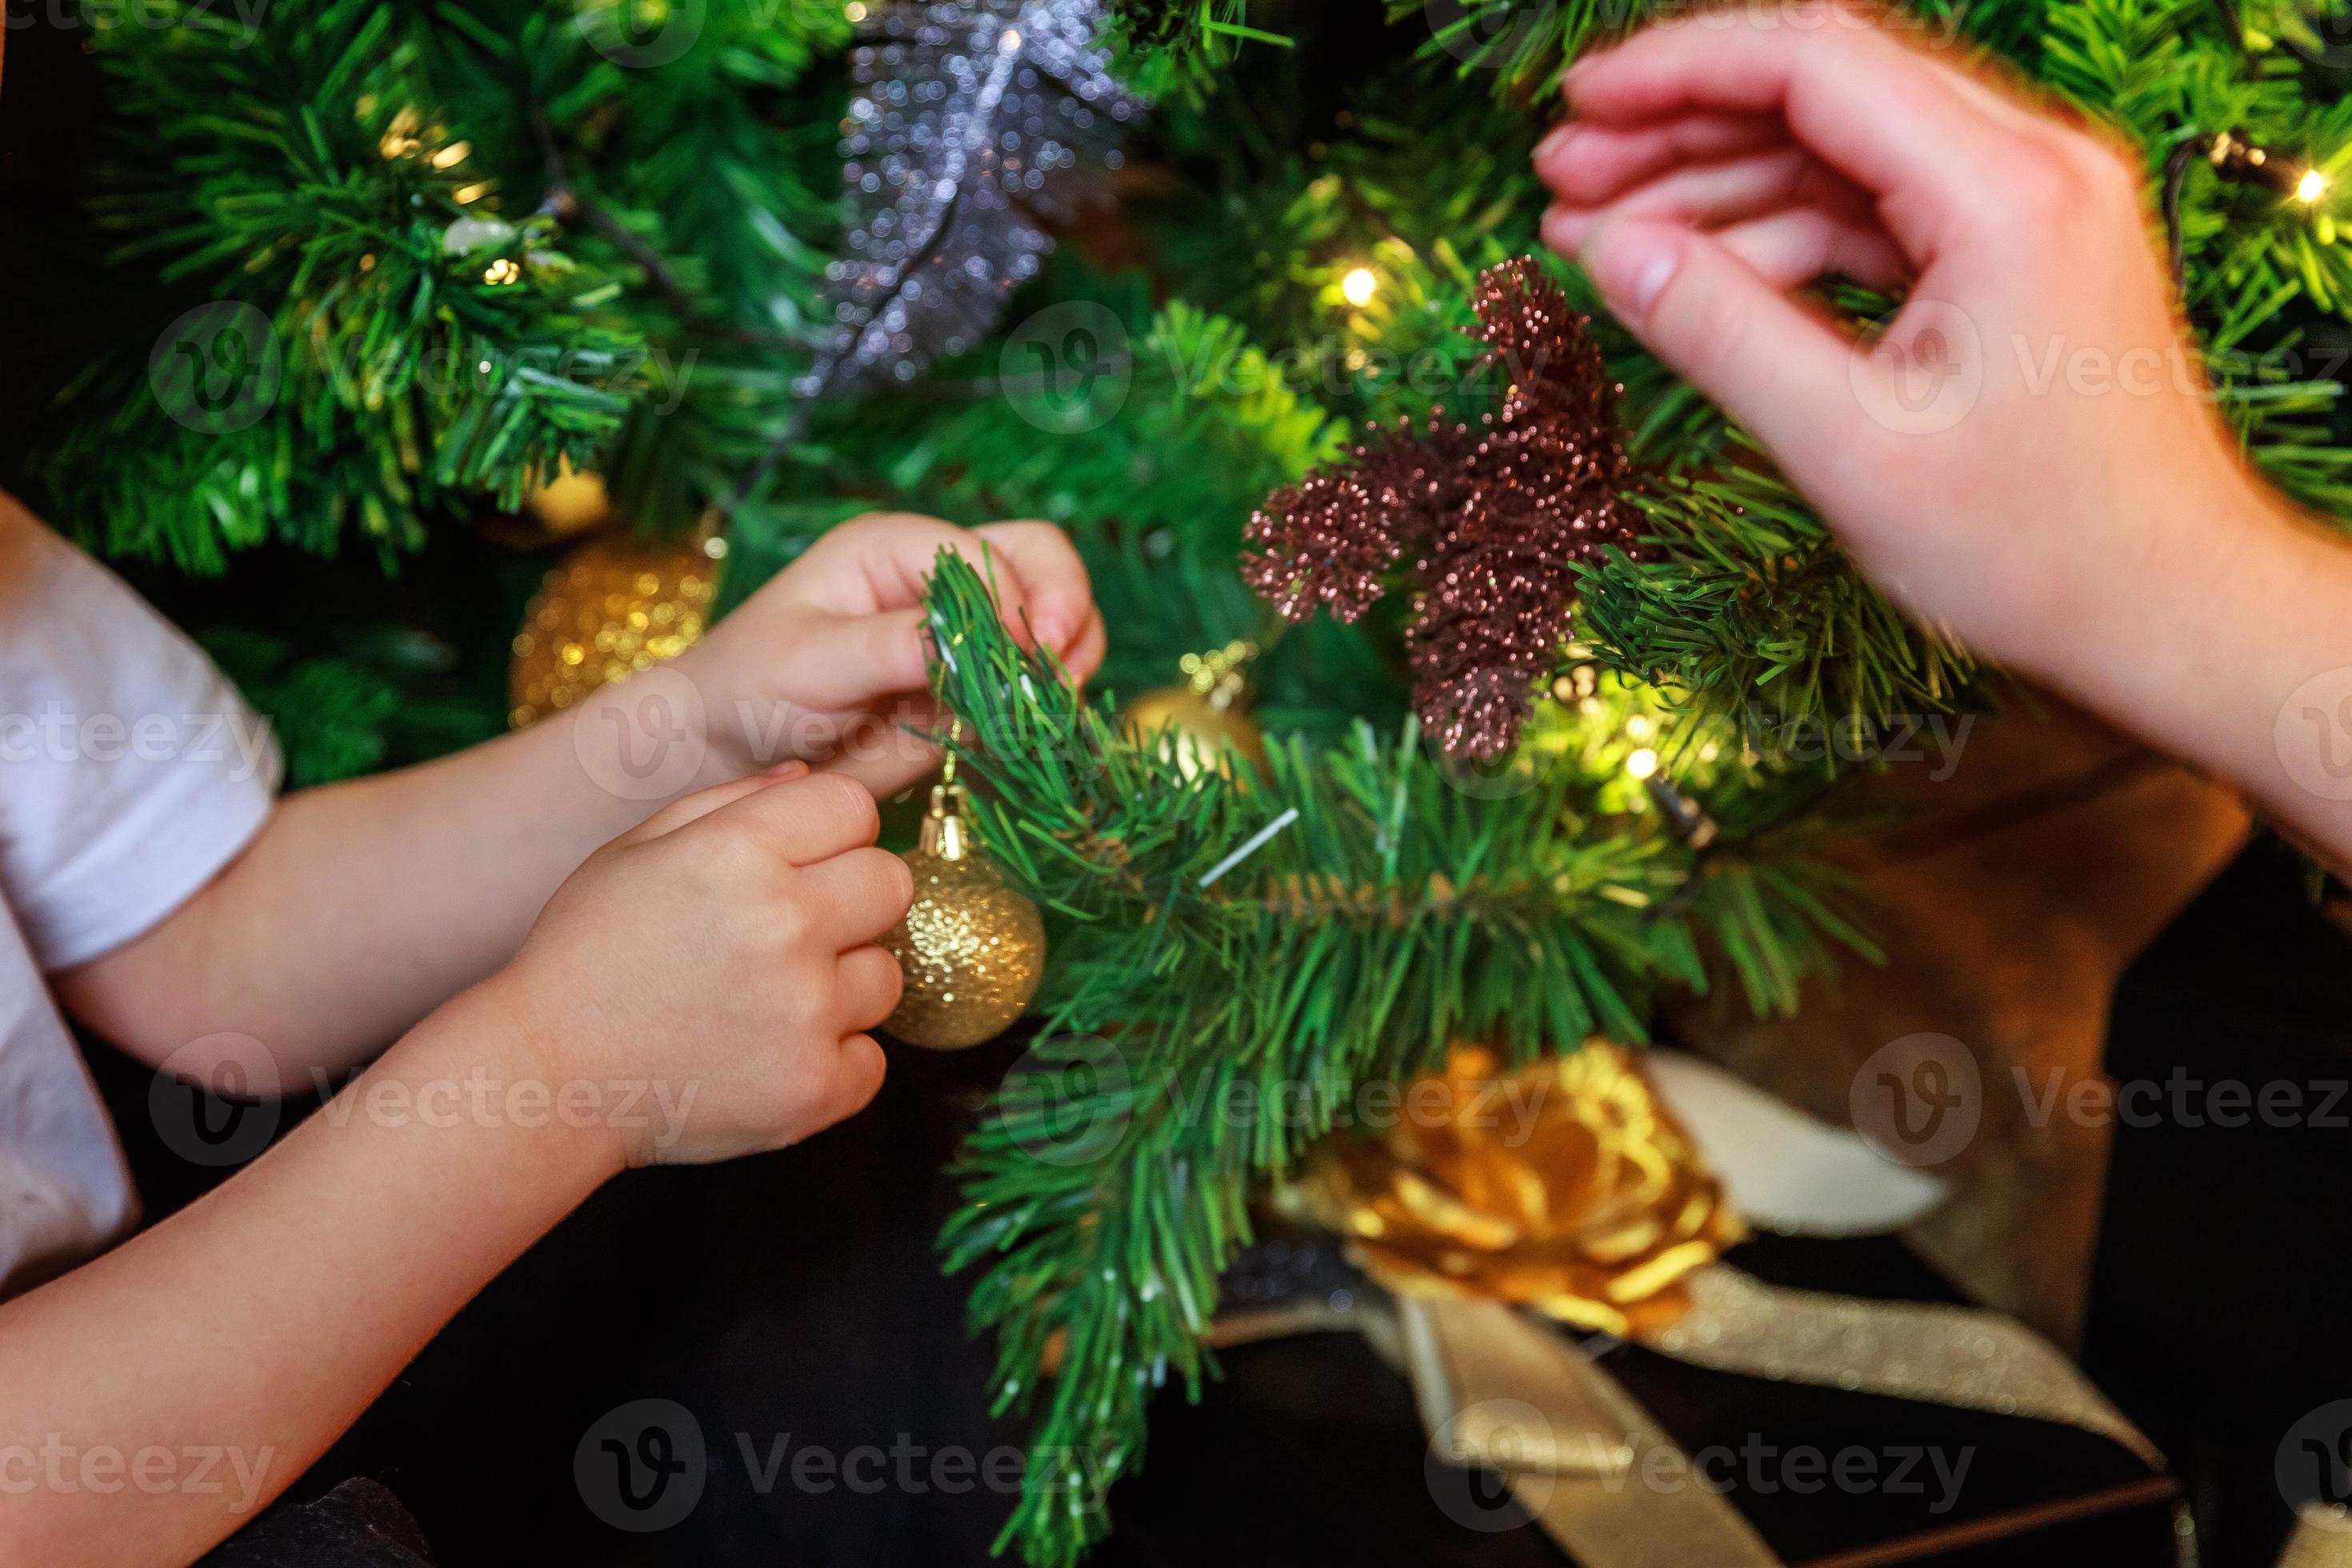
2038, 489, 2352, 874
0, 985, 618, 1568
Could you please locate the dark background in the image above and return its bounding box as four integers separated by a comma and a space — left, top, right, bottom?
90, 836, 2352, 1568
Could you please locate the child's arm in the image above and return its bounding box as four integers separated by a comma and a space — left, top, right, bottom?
1537, 4, 2352, 870
53, 514, 1101, 1086
0, 764, 902, 1566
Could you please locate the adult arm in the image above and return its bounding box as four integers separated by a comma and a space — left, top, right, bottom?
1538, 3, 2352, 870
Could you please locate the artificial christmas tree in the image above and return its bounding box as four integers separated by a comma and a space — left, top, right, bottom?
6, 1, 2352, 1563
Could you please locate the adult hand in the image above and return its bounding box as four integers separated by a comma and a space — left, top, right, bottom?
1537, 1, 2352, 870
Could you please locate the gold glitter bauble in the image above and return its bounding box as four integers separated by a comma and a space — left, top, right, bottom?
1120, 642, 1266, 782
881, 783, 1047, 1050
507, 534, 722, 729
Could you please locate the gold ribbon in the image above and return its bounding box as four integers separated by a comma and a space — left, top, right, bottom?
1658, 1265, 2160, 1470
2281, 1508, 2352, 1568
1400, 1295, 1781, 1568
1240, 1042, 2175, 1568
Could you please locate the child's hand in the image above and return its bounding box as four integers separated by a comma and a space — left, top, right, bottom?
1534, 2, 2267, 687
481, 762, 910, 1166
682, 512, 1105, 794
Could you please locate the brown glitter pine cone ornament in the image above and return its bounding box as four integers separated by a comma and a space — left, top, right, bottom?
1242, 258, 1645, 760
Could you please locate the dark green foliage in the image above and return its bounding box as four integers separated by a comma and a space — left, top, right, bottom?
902, 5, 2352, 1560
6, 2, 2352, 1562
0, 0, 850, 578
198, 628, 404, 786
8, 2, 641, 569
1578, 462, 1978, 739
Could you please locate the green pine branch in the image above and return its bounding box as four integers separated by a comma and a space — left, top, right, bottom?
1576, 461, 1978, 741
921, 550, 1865, 1566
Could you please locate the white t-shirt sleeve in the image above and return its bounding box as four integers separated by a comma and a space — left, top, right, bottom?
0, 492, 282, 971
0, 909, 138, 1294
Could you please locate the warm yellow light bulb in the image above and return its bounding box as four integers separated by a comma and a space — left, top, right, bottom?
2298, 168, 2330, 205
1341, 267, 1378, 307
1625, 747, 1660, 781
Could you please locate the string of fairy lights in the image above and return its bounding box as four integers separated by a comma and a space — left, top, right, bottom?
396, 25, 2352, 856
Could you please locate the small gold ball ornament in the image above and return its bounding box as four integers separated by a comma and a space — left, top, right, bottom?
507, 532, 723, 729
881, 768, 1047, 1050
1120, 640, 1266, 782
525, 462, 614, 538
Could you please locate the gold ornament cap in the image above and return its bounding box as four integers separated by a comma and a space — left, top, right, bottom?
921, 781, 970, 858
526, 461, 614, 538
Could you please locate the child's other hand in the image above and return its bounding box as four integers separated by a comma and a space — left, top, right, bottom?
683, 512, 1104, 795
482, 763, 910, 1166
1534, 2, 2272, 690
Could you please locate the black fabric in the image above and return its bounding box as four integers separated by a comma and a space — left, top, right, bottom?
88, 1033, 2193, 1568
2088, 840, 2352, 1568
199, 1478, 436, 1568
